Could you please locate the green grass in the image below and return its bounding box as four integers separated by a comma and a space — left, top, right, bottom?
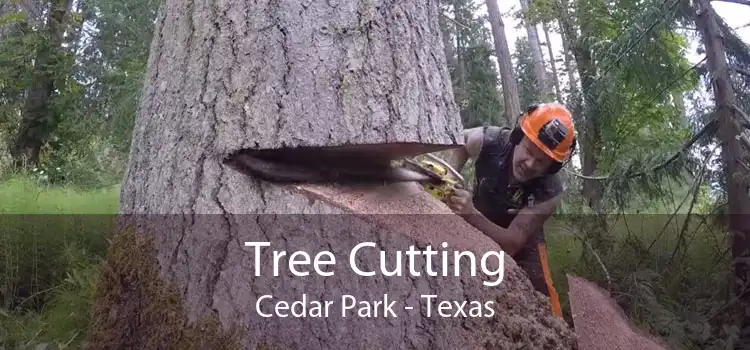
1, 176, 119, 349
0, 177, 119, 214
0, 175, 734, 350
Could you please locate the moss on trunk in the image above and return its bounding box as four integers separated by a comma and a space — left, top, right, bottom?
85, 226, 243, 350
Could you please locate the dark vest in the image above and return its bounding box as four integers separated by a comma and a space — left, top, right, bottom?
471, 126, 560, 295
472, 126, 541, 230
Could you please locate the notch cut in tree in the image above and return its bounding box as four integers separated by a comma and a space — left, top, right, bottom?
89, 0, 578, 348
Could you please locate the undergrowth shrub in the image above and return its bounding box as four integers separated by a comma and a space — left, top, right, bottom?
1, 243, 100, 349
545, 211, 735, 350
0, 177, 119, 348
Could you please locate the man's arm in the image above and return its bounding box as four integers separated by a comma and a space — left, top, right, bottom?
450, 171, 564, 255
444, 127, 484, 174
504, 176, 564, 252
443, 126, 563, 254
459, 193, 561, 255
443, 126, 521, 253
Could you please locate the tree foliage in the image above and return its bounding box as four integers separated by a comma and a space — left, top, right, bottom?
0, 0, 158, 187
442, 0, 505, 127
513, 37, 542, 108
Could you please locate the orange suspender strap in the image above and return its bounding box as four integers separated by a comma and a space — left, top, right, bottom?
537, 242, 562, 318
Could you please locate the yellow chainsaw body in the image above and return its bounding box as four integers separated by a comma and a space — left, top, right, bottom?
415, 159, 459, 202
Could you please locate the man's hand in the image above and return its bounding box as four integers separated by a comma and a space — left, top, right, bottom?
445, 185, 520, 215
446, 188, 475, 215
445, 188, 525, 255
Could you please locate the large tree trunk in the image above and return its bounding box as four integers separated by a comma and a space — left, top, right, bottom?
485, 0, 521, 125
694, 0, 750, 347
86, 0, 577, 348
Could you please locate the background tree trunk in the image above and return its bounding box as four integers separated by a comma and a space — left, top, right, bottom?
558, 22, 578, 103
10, 0, 72, 167
694, 0, 750, 346
86, 0, 577, 348
519, 0, 550, 101
438, 1, 457, 73
453, 0, 467, 88
485, 0, 521, 124
542, 23, 563, 102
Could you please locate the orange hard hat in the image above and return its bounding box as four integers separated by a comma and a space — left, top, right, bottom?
519, 103, 576, 163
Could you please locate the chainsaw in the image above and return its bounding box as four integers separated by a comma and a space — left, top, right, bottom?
223, 146, 466, 202
398, 154, 465, 201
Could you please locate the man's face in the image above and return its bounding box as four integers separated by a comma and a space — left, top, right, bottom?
511, 137, 555, 182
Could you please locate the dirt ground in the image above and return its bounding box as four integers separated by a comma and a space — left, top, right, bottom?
567, 274, 670, 350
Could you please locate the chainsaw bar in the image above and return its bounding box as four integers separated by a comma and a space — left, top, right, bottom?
225, 152, 437, 185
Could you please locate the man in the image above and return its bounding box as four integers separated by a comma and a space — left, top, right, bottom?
443, 103, 577, 318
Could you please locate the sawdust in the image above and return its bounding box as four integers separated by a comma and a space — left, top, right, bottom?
294, 182, 578, 349
567, 274, 670, 350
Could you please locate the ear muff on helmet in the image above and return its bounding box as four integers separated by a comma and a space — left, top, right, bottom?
509, 104, 577, 174
509, 126, 524, 145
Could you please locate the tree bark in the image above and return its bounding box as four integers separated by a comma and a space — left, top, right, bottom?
485, 0, 521, 125
118, 0, 470, 215
87, 0, 577, 348
694, 0, 750, 347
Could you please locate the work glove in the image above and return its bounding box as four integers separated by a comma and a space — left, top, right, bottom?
446, 188, 475, 215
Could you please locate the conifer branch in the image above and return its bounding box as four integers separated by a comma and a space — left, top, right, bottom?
732, 66, 750, 79
565, 119, 718, 181
711, 0, 750, 6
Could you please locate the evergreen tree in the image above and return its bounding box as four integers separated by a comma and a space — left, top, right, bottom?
513, 37, 542, 109
444, 0, 504, 128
